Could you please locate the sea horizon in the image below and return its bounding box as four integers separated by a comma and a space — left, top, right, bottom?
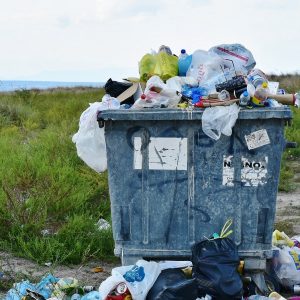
0, 80, 104, 92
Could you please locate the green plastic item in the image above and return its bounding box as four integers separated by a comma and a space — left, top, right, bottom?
139, 52, 178, 82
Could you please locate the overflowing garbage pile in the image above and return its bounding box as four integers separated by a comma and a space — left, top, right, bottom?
72, 43, 299, 174
4, 225, 300, 300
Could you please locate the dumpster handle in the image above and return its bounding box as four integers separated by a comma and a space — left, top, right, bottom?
98, 118, 105, 128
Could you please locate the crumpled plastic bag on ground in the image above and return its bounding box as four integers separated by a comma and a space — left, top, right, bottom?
5, 274, 59, 300
72, 95, 120, 173
99, 260, 161, 300
202, 104, 240, 140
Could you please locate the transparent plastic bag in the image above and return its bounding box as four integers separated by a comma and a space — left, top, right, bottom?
186, 50, 225, 93
202, 104, 240, 140
275, 246, 300, 287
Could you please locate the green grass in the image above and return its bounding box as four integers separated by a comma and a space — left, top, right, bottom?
0, 88, 115, 264
273, 74, 300, 191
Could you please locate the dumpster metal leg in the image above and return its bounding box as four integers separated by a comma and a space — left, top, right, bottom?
251, 272, 270, 296
244, 257, 270, 295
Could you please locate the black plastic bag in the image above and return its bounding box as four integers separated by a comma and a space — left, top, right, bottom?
146, 268, 198, 300
192, 238, 243, 300
104, 78, 135, 105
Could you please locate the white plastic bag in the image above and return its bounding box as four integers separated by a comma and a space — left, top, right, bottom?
275, 246, 300, 287
166, 76, 198, 92
209, 43, 256, 76
72, 95, 120, 173
202, 104, 240, 140
99, 260, 161, 300
187, 50, 225, 93
132, 75, 181, 109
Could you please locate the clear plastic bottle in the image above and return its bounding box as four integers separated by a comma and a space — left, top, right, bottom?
239, 91, 251, 106
247, 68, 268, 88
178, 49, 192, 76
252, 82, 269, 106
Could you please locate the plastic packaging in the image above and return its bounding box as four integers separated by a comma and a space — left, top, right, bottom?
146, 269, 198, 300
218, 90, 231, 101
132, 76, 181, 109
81, 291, 101, 300
99, 260, 161, 300
252, 82, 269, 106
186, 50, 225, 92
239, 91, 251, 106
192, 237, 243, 299
209, 43, 256, 76
268, 292, 287, 299
272, 230, 295, 247
247, 69, 268, 88
273, 246, 300, 287
178, 49, 192, 76
202, 104, 240, 140
72, 97, 120, 173
139, 52, 178, 82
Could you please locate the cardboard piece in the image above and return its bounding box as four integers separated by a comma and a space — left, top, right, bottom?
117, 82, 143, 103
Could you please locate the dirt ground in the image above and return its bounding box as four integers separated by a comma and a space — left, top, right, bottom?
0, 189, 300, 297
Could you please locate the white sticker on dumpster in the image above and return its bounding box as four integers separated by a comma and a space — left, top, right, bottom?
223, 155, 234, 186
148, 137, 188, 170
133, 137, 143, 169
241, 156, 268, 186
245, 129, 270, 150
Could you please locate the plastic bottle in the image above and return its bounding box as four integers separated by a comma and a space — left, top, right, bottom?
252, 82, 269, 106
178, 49, 192, 76
239, 91, 251, 107
218, 89, 231, 101
247, 69, 268, 88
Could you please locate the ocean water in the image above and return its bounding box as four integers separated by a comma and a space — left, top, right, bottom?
0, 80, 104, 92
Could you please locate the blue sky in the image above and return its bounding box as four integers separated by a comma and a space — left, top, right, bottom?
1, 0, 299, 82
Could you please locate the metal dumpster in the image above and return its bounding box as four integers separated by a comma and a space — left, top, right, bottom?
98, 107, 292, 270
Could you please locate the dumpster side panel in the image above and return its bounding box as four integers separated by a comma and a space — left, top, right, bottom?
104, 113, 287, 261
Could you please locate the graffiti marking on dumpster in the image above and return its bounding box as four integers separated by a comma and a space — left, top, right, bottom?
245, 129, 270, 150
223, 155, 234, 186
133, 137, 188, 170
241, 156, 268, 186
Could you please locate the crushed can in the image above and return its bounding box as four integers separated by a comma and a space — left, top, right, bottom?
106, 283, 132, 300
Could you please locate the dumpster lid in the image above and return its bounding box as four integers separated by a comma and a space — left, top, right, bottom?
98, 107, 292, 121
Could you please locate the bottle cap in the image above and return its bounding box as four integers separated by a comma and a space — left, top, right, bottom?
141, 94, 146, 100
262, 82, 268, 88
243, 91, 249, 97
181, 49, 186, 54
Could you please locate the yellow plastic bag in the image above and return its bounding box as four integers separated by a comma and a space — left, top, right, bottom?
139, 52, 178, 82
272, 229, 294, 247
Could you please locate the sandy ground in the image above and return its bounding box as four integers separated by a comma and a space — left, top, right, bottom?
0, 189, 299, 298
